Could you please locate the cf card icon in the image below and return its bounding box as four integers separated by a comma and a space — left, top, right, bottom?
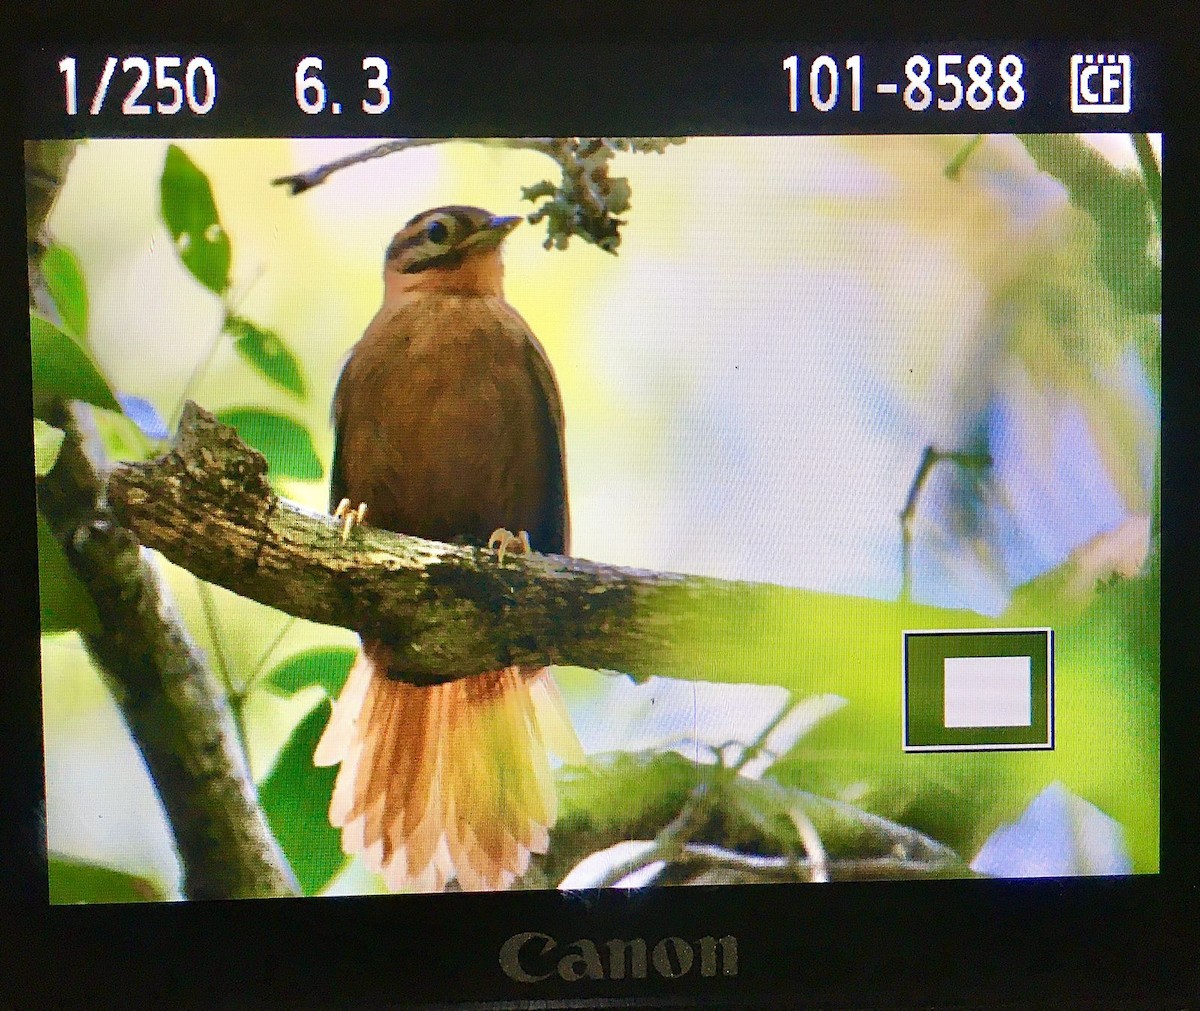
1071, 54, 1132, 113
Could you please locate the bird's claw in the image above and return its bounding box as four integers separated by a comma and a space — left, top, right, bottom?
334, 498, 369, 542
488, 528, 531, 565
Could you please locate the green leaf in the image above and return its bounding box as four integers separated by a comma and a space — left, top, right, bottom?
259, 700, 348, 895
92, 406, 157, 464
216, 408, 324, 481
49, 854, 165, 904
1017, 134, 1160, 314
33, 419, 65, 476
227, 316, 308, 398
42, 243, 89, 339
159, 144, 231, 294
263, 646, 356, 698
30, 312, 121, 414
37, 512, 102, 635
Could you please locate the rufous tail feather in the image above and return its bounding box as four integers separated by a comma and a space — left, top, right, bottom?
314, 646, 584, 891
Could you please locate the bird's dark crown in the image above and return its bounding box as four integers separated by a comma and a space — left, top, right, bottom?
385, 205, 522, 274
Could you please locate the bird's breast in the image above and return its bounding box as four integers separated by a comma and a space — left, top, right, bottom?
336, 294, 559, 548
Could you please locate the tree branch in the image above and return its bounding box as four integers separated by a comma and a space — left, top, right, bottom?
29, 140, 298, 899
107, 402, 811, 687
270, 138, 460, 194
39, 406, 299, 899
272, 136, 685, 253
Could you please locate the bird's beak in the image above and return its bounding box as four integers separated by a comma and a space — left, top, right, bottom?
465, 215, 523, 251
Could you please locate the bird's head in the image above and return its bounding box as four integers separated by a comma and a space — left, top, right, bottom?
383, 205, 523, 298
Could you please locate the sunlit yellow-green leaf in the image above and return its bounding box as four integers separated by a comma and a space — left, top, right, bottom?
228, 316, 308, 398
34, 419, 66, 476
263, 646, 356, 698
216, 407, 323, 481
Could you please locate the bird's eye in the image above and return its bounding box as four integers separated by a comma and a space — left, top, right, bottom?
426, 220, 450, 244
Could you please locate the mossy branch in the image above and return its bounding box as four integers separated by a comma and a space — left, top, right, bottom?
106, 403, 737, 686
107, 403, 984, 691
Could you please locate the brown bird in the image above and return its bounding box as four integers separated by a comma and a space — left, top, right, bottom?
314, 205, 583, 891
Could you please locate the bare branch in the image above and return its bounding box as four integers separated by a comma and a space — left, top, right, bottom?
271, 138, 455, 194
669, 843, 968, 883
107, 402, 786, 687
899, 446, 991, 603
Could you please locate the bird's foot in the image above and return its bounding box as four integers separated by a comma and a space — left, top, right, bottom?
488, 528, 531, 565
333, 498, 369, 542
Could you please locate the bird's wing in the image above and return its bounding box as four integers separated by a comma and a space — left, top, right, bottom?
517, 317, 571, 555
329, 363, 351, 514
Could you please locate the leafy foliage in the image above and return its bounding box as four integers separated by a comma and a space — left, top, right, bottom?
227, 316, 308, 398
263, 646, 356, 698
160, 144, 231, 294
258, 699, 347, 895
36, 513, 101, 635
215, 407, 323, 481
41, 243, 89, 339
1018, 134, 1160, 315
30, 312, 121, 415
49, 854, 165, 904
91, 408, 159, 465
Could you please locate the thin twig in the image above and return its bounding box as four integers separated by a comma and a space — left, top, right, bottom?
899, 446, 992, 602
166, 264, 265, 432
594, 784, 713, 888
195, 579, 249, 756
246, 614, 297, 685
196, 579, 232, 688
670, 844, 963, 881
729, 695, 801, 774
595, 698, 806, 888
944, 134, 984, 180
271, 138, 560, 195
786, 802, 829, 883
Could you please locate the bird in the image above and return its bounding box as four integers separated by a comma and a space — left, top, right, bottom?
313, 205, 583, 891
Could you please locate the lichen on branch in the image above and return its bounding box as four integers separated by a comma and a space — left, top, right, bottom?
271, 136, 686, 254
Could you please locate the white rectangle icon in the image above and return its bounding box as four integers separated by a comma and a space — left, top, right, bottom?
943, 655, 1032, 728
1070, 54, 1131, 113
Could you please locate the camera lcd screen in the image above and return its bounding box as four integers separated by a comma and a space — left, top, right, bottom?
18, 34, 1181, 1007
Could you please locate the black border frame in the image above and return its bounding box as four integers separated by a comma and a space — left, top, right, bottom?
2, 2, 1197, 1007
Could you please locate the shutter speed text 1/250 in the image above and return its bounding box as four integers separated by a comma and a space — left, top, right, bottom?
58, 57, 218, 116
54, 55, 392, 117
783, 54, 1026, 113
